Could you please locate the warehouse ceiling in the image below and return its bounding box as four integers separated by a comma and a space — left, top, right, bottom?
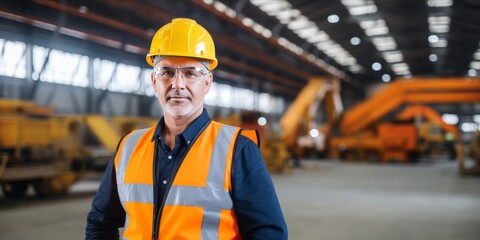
0, 0, 479, 101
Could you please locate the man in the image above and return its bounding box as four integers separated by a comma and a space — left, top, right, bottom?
86, 18, 287, 239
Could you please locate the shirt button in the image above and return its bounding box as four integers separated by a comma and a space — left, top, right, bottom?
168, 155, 172, 159
187, 140, 190, 144
162, 180, 167, 184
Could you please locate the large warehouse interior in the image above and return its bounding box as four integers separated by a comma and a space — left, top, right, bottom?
0, 0, 479, 239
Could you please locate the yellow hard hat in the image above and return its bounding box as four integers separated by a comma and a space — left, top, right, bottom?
146, 18, 218, 70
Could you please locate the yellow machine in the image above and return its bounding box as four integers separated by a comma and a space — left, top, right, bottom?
216, 111, 291, 173
0, 98, 158, 198
0, 99, 84, 197
329, 77, 480, 163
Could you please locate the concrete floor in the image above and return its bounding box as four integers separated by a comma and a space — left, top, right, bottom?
0, 159, 479, 240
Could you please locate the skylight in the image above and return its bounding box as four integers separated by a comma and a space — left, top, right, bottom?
340, 0, 411, 77
427, 1, 452, 73
382, 51, 404, 63
250, 0, 360, 75
427, 0, 453, 7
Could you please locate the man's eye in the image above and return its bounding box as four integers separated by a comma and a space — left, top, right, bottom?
161, 70, 175, 76
183, 70, 198, 77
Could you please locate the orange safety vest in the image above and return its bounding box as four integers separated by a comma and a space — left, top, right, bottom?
114, 121, 258, 240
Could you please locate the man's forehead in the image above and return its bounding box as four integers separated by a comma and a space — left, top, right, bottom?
156, 57, 201, 66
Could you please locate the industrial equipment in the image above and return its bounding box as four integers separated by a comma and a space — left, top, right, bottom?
280, 77, 342, 159
395, 105, 459, 159
81, 115, 155, 169
329, 78, 480, 163
0, 98, 159, 198
216, 111, 291, 173
0, 99, 85, 197
457, 130, 480, 175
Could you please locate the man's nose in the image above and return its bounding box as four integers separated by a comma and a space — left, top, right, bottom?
172, 69, 186, 89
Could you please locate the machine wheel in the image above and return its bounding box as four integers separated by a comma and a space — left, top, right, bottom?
33, 177, 68, 198
1, 181, 29, 198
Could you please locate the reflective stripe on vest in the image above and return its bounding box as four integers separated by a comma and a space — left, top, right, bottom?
115, 122, 241, 240
117, 128, 154, 205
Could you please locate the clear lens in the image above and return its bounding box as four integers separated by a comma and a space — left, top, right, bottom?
154, 66, 208, 82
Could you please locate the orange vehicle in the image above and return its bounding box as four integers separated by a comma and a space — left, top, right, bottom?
280, 77, 342, 159
329, 77, 480, 163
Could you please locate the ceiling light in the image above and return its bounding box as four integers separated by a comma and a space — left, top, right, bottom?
307, 32, 329, 43
350, 37, 361, 45
349, 65, 362, 73
316, 40, 335, 51
242, 17, 254, 27
429, 54, 438, 62
365, 26, 389, 36
327, 14, 340, 23
429, 25, 449, 33
427, 0, 453, 7
347, 5, 378, 15
309, 128, 320, 138
255, 0, 290, 13
461, 122, 478, 133
428, 16, 450, 25
473, 52, 480, 60
470, 61, 480, 69
251, 0, 354, 76
382, 51, 403, 63
371, 37, 397, 51
257, 117, 267, 126
337, 56, 357, 65
372, 62, 382, 71
428, 16, 450, 33
276, 9, 301, 23
360, 19, 389, 36
296, 26, 320, 38
225, 8, 237, 18
442, 113, 459, 125
78, 6, 88, 13
391, 63, 410, 73
253, 23, 265, 33
341, 0, 379, 14
382, 74, 391, 82
261, 29, 272, 38
287, 16, 313, 30
213, 1, 227, 12
428, 35, 439, 43
468, 69, 477, 76
430, 38, 448, 47
474, 115, 480, 124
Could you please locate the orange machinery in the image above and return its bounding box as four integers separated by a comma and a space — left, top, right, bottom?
280, 77, 342, 158
329, 77, 480, 163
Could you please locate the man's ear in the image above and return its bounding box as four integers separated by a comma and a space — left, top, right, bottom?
204, 73, 213, 94
151, 73, 156, 88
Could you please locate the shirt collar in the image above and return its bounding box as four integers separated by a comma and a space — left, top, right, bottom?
151, 109, 211, 144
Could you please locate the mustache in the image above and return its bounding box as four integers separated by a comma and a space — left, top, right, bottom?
166, 90, 191, 99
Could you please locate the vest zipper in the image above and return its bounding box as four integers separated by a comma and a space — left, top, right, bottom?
151, 120, 211, 239
152, 139, 159, 240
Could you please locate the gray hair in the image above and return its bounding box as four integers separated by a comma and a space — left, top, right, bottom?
153, 56, 210, 70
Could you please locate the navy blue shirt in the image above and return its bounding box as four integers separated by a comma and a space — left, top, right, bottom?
86, 110, 288, 239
